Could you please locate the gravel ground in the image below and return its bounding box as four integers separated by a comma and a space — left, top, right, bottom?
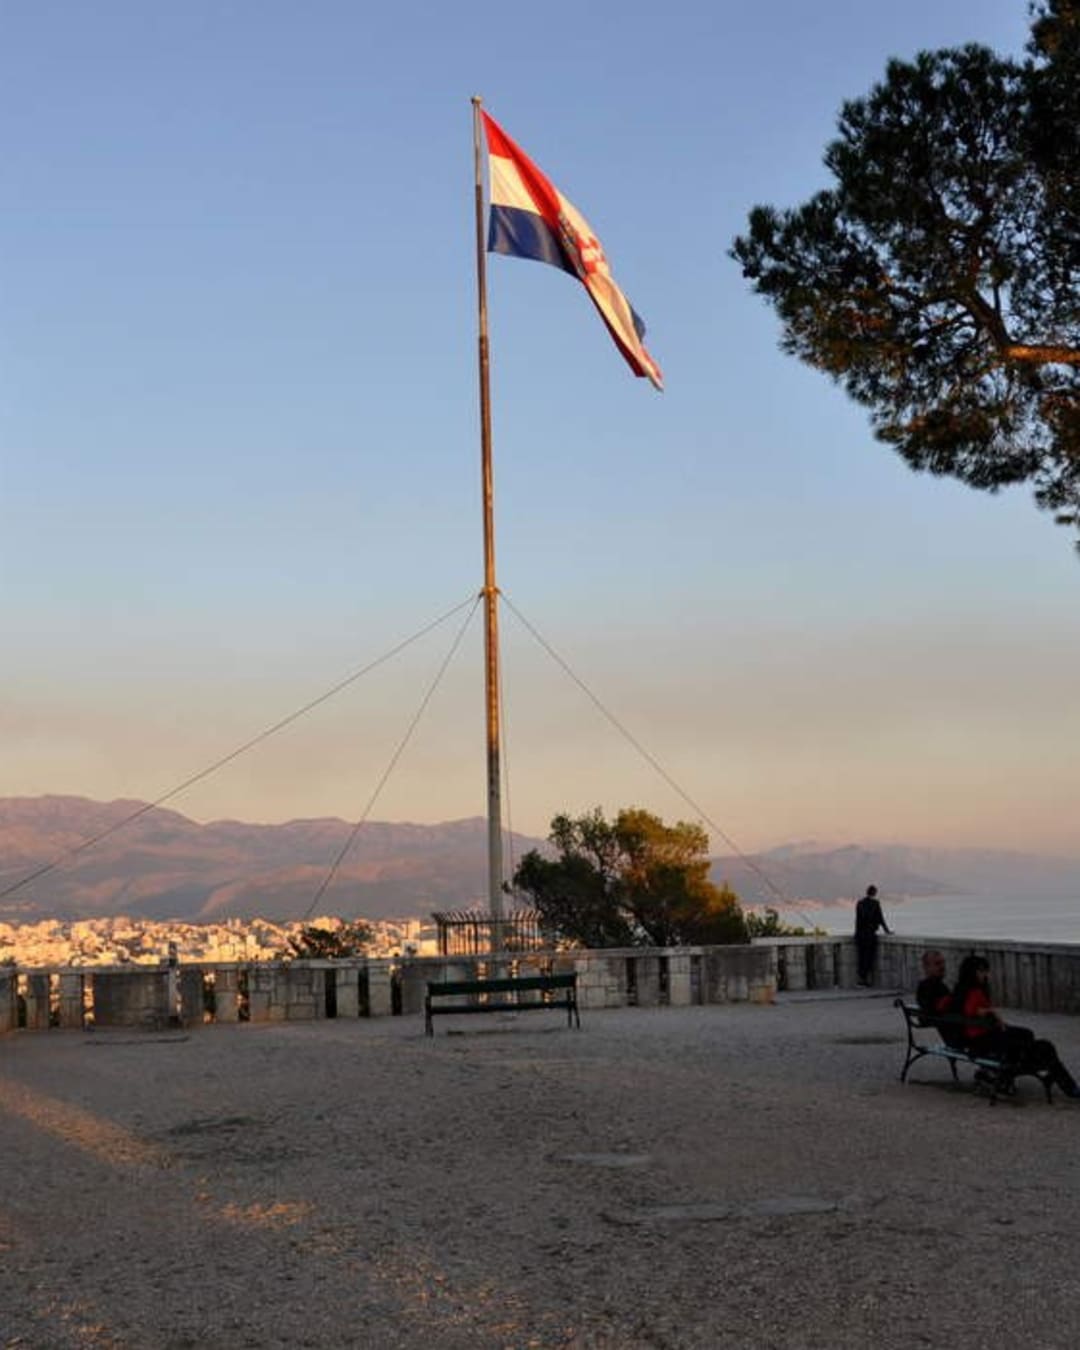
3, 993, 1080, 1349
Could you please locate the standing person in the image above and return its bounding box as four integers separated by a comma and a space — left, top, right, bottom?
950, 954, 1080, 1099
854, 884, 890, 986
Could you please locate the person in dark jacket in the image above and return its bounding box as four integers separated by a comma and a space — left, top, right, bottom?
951, 954, 1080, 1098
916, 949, 950, 1015
915, 949, 966, 1049
854, 884, 890, 986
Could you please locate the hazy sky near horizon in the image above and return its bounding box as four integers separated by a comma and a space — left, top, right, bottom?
3, 1, 1078, 859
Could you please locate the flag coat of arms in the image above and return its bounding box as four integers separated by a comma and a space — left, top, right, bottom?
482, 112, 663, 391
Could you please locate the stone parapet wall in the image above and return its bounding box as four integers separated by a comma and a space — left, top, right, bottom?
3, 944, 776, 1034
12, 934, 1080, 1036
753, 938, 850, 993
757, 934, 1080, 1016
881, 936, 1080, 1015
15, 934, 1080, 1033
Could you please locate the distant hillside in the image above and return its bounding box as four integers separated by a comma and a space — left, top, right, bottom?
711, 841, 1080, 908
709, 843, 946, 907
0, 795, 546, 924
3, 796, 1078, 926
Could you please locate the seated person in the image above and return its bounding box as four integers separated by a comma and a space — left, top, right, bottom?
915, 949, 966, 1048
916, 949, 950, 1016
950, 954, 1080, 1098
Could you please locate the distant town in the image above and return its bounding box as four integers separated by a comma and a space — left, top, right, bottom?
0, 915, 441, 969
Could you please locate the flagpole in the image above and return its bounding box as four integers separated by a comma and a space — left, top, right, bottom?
472, 95, 505, 959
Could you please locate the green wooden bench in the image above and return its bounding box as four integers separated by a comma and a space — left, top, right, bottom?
895, 998, 1054, 1104
425, 972, 580, 1037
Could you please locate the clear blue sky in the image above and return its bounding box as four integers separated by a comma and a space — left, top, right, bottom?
3, 0, 1077, 856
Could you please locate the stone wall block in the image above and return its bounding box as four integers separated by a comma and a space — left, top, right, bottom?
284, 966, 324, 1019
782, 945, 807, 992
367, 964, 393, 1017
93, 970, 170, 1028
633, 956, 662, 1007
399, 962, 429, 1017
605, 958, 627, 1007
57, 973, 85, 1029
834, 942, 859, 988
812, 943, 836, 989
750, 977, 775, 1004
700, 947, 773, 1004
666, 954, 693, 1007
876, 940, 903, 992
24, 974, 50, 1030
1034, 953, 1052, 1014
213, 968, 241, 1023
335, 967, 360, 1019
668, 971, 692, 1005
0, 969, 16, 1033
1019, 952, 1036, 1010
179, 969, 204, 1025
247, 967, 278, 1022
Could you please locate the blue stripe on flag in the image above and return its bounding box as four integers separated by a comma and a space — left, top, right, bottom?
488, 205, 575, 275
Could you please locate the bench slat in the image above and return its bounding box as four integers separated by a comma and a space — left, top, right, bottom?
427, 975, 575, 997
425, 973, 580, 1036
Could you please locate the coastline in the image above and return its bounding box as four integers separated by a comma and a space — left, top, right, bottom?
771, 890, 1080, 944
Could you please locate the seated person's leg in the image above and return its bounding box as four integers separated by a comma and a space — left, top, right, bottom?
999, 1025, 1037, 1067
1032, 1037, 1080, 1096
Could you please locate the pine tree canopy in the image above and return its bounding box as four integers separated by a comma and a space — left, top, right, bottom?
731, 1, 1079, 547
513, 807, 747, 949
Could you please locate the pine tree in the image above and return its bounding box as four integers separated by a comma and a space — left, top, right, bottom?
731, 2, 1080, 545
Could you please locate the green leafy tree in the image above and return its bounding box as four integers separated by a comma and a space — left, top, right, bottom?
513, 807, 748, 948
731, 2, 1080, 544
284, 920, 373, 960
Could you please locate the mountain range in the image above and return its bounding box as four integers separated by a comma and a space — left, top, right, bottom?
715, 841, 1080, 908
2, 795, 1079, 925
0, 795, 539, 925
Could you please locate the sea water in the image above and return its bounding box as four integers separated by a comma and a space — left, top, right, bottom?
782, 892, 1080, 945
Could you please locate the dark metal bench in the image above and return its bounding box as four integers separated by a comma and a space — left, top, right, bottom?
895, 998, 1053, 1104
425, 973, 580, 1037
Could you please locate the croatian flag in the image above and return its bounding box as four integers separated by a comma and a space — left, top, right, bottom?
482, 112, 663, 391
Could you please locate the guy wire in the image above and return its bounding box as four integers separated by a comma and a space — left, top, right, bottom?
0, 595, 479, 902
299, 595, 481, 920
500, 591, 818, 929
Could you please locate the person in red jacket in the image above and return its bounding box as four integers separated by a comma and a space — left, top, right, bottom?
951, 954, 1080, 1098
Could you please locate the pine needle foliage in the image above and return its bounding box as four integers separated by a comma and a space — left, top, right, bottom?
731, 2, 1080, 545
514, 807, 748, 948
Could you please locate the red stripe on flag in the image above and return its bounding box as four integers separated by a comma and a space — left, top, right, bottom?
481, 112, 563, 232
